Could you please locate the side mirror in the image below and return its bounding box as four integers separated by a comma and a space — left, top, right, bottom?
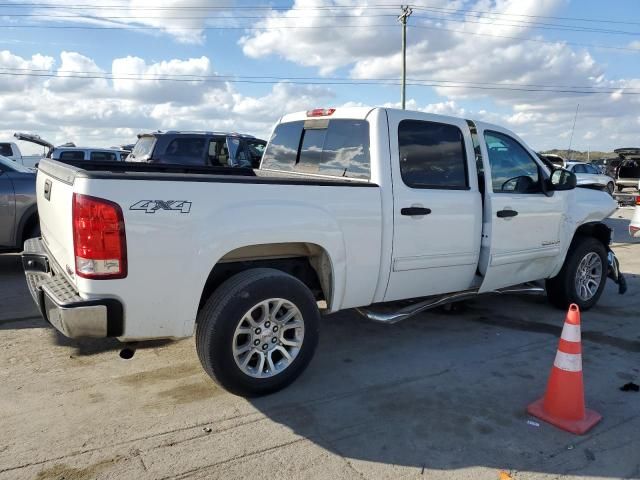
550, 168, 577, 191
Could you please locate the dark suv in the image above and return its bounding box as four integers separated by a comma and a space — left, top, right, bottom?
127, 131, 267, 168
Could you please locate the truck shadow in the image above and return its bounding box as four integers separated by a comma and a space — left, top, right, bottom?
245, 286, 640, 478
52, 332, 173, 356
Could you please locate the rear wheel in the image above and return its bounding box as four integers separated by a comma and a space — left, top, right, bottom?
545, 236, 607, 311
196, 268, 320, 397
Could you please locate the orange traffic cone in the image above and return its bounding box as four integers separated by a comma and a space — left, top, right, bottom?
527, 304, 602, 435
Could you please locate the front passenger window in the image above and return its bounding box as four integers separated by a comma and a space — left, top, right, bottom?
484, 131, 540, 193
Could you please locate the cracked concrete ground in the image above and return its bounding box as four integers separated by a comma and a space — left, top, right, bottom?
0, 209, 638, 480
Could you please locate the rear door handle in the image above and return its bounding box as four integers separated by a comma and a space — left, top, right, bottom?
497, 209, 518, 218
401, 207, 432, 216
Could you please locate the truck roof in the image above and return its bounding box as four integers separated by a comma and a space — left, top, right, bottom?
278, 106, 505, 132
138, 130, 257, 139
53, 147, 125, 152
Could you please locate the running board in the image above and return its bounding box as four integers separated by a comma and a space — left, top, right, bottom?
356, 284, 545, 324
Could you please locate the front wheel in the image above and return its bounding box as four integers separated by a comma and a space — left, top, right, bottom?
545, 237, 607, 311
196, 268, 320, 397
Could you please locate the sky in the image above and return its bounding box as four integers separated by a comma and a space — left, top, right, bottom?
0, 0, 638, 155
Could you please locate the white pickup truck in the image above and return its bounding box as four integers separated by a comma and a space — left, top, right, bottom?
22, 107, 626, 396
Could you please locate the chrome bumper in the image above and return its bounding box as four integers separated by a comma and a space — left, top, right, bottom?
22, 238, 123, 338
607, 249, 627, 295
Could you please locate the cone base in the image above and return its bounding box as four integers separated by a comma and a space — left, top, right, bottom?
527, 398, 602, 435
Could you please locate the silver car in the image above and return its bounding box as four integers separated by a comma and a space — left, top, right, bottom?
0, 155, 38, 251
564, 161, 616, 195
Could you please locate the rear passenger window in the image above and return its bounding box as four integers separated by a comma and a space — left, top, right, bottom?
398, 120, 468, 189
165, 138, 206, 159
59, 151, 85, 161
90, 151, 117, 161
262, 119, 370, 179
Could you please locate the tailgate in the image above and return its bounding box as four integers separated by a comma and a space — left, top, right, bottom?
618, 161, 640, 180
36, 159, 79, 286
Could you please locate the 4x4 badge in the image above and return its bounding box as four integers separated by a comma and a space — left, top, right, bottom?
130, 200, 192, 214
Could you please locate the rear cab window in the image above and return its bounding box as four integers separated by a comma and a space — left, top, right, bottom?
58, 150, 86, 161
90, 151, 118, 161
261, 119, 370, 180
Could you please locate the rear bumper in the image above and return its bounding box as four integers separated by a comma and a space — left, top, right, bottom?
22, 237, 123, 338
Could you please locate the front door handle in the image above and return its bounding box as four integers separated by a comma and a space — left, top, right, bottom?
497, 209, 518, 218
401, 207, 432, 216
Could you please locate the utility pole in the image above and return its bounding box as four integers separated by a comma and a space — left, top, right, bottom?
398, 5, 412, 109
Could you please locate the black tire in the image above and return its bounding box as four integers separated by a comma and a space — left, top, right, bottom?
545, 236, 607, 311
606, 182, 614, 195
196, 268, 320, 397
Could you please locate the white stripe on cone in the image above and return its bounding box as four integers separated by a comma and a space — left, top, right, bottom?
554, 351, 582, 372
560, 323, 581, 343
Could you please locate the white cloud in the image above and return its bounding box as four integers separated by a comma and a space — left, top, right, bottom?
239, 0, 640, 151
0, 50, 334, 154
23, 0, 233, 44
112, 55, 212, 103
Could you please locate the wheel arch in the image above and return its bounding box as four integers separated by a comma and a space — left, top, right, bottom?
549, 221, 611, 279
197, 242, 336, 317
16, 204, 38, 248
573, 221, 611, 248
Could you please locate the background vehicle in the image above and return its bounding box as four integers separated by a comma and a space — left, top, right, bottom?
127, 131, 267, 168
613, 148, 640, 192
0, 155, 38, 251
23, 107, 625, 396
0, 140, 44, 169
49, 147, 127, 162
564, 161, 615, 194
629, 181, 640, 237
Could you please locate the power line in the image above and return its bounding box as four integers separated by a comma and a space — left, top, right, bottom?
0, 69, 638, 95
412, 13, 640, 36
0, 19, 635, 53
411, 5, 640, 27
1, 20, 639, 38
413, 24, 640, 52
1, 13, 399, 19
2, 66, 638, 92
1, 2, 639, 28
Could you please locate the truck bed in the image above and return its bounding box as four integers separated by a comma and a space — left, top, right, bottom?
41, 159, 376, 187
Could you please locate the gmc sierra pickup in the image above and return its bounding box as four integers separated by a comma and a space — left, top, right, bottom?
22, 107, 626, 396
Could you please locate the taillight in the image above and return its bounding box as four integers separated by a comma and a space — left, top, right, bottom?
72, 193, 127, 279
636, 195, 640, 206
306, 108, 335, 117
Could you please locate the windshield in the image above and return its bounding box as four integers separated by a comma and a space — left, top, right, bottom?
0, 154, 32, 173
129, 136, 156, 160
